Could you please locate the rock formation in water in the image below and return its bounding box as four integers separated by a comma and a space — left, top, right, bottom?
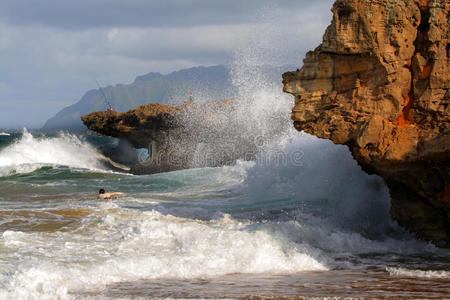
283, 0, 449, 246
82, 99, 289, 174
82, 103, 181, 150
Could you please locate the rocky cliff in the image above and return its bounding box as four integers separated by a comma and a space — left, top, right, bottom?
283, 0, 449, 246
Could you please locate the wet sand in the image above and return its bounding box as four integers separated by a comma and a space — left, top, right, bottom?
80, 270, 450, 299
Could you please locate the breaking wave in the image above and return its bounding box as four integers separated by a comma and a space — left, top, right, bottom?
0, 129, 105, 176
0, 206, 328, 299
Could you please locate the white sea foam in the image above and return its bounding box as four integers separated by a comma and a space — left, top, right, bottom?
0, 196, 442, 299
387, 267, 450, 279
0, 129, 105, 176
0, 132, 10, 136
0, 208, 327, 299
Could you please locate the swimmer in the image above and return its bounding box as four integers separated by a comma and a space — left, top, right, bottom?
98, 188, 126, 199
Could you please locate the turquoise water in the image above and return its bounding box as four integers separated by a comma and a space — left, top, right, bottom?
0, 130, 448, 299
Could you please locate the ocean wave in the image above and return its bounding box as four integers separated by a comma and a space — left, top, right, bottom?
1, 200, 444, 299
0, 132, 10, 136
0, 159, 446, 299
0, 129, 106, 176
0, 208, 327, 299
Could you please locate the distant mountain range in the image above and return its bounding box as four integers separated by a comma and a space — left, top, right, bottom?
42, 64, 292, 132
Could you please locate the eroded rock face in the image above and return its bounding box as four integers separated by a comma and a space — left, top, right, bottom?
82, 103, 181, 149
283, 0, 449, 246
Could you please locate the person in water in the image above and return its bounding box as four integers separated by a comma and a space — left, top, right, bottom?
98, 189, 126, 199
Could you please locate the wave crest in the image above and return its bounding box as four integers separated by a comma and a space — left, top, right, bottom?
0, 129, 105, 176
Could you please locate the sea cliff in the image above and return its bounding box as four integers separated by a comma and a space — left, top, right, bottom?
283, 0, 449, 246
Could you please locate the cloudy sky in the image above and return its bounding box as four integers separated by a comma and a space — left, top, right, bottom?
0, 0, 333, 128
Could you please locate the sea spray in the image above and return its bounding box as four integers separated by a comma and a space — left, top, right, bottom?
241, 134, 393, 235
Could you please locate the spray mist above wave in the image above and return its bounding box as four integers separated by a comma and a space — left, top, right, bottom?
165, 9, 310, 171
195, 7, 412, 244
0, 129, 105, 176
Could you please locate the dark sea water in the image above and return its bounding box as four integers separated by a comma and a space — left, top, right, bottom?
0, 129, 449, 299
